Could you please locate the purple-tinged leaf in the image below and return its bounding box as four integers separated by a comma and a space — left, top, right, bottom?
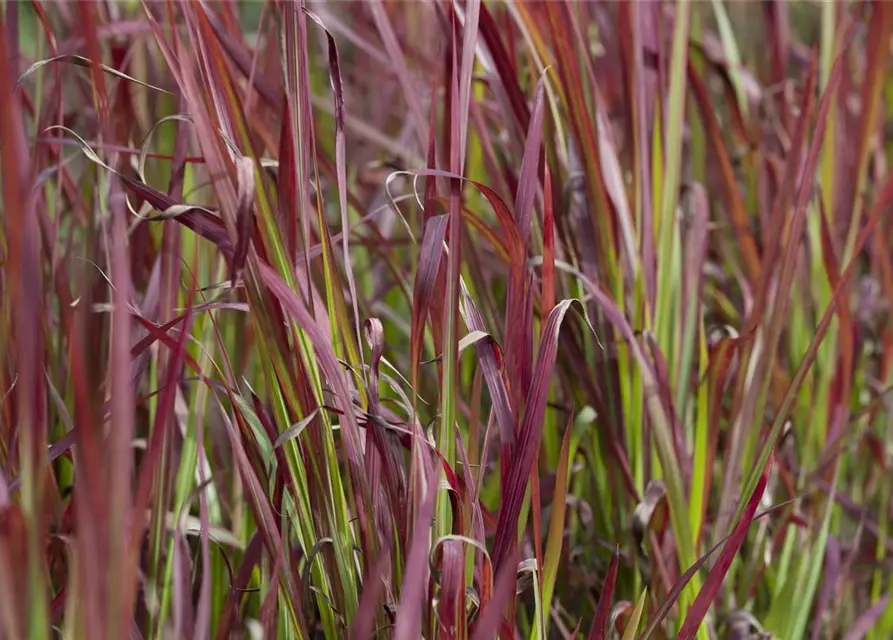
121, 175, 232, 251
842, 595, 891, 640
364, 318, 408, 547
0, 504, 28, 638
172, 535, 194, 638
260, 558, 281, 638
424, 84, 440, 224
842, 1, 893, 245
393, 463, 441, 640
810, 536, 841, 640
763, 1, 791, 131
349, 553, 389, 640
78, 4, 137, 633
368, 0, 429, 150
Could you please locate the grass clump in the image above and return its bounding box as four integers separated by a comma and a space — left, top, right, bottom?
1, 1, 892, 638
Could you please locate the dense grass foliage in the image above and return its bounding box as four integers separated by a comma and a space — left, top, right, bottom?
2, 1, 893, 638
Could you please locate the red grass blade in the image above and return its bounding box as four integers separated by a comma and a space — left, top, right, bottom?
393, 462, 441, 640
214, 534, 264, 640
541, 163, 555, 323
1, 8, 52, 639
512, 77, 544, 246
437, 537, 466, 638
0, 504, 29, 638
349, 553, 389, 640
641, 497, 799, 640
411, 215, 449, 394
401, 167, 524, 448
477, 3, 529, 132
676, 457, 773, 639
459, 287, 515, 448
618, 0, 655, 300
492, 299, 589, 574
504, 77, 545, 407
255, 260, 370, 502
455, 0, 480, 172
471, 548, 520, 640
588, 547, 620, 640
685, 59, 760, 285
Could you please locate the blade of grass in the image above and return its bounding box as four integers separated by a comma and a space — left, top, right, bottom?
734, 43, 885, 523
588, 547, 620, 640
393, 462, 440, 640
492, 299, 591, 574
677, 457, 772, 639
0, 14, 48, 640
540, 412, 574, 637
844, 596, 892, 640
619, 589, 647, 640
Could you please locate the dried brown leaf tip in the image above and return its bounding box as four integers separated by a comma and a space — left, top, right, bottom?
232, 155, 256, 285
